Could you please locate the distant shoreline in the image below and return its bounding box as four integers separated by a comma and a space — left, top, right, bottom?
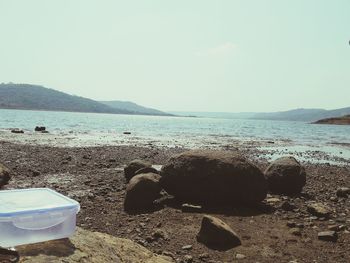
0, 107, 179, 118
312, 115, 350, 125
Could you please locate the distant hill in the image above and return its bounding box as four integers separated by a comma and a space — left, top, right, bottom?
251, 107, 350, 122
0, 83, 171, 116
172, 108, 350, 122
313, 115, 350, 125
100, 101, 173, 116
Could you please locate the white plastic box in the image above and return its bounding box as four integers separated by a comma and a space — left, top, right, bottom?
0, 188, 80, 248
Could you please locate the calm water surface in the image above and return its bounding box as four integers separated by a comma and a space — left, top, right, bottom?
0, 109, 349, 162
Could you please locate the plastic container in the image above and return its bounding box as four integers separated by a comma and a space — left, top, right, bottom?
0, 188, 80, 248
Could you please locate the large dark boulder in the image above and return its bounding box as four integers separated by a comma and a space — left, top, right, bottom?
197, 215, 241, 250
160, 150, 267, 205
124, 173, 162, 212
264, 156, 306, 195
0, 163, 11, 187
124, 159, 152, 182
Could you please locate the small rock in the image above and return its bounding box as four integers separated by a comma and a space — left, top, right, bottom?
235, 253, 246, 260
307, 203, 331, 218
0, 163, 11, 187
336, 187, 350, 198
328, 225, 339, 231
198, 253, 210, 260
289, 228, 302, 236
124, 159, 152, 182
318, 231, 337, 242
196, 215, 241, 250
32, 170, 40, 177
34, 126, 46, 132
287, 221, 296, 228
182, 245, 192, 250
162, 251, 175, 259
152, 229, 169, 240
266, 197, 281, 203
181, 204, 202, 213
11, 129, 24, 134
183, 255, 193, 263
330, 196, 338, 202
280, 201, 296, 211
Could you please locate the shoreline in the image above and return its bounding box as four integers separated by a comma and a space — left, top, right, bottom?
1, 128, 349, 166
0, 141, 350, 262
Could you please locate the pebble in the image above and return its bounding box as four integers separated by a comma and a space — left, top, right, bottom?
183, 255, 193, 263
182, 245, 193, 250
235, 253, 246, 260
289, 228, 302, 236
336, 187, 350, 198
318, 231, 338, 242
198, 253, 210, 260
181, 203, 202, 213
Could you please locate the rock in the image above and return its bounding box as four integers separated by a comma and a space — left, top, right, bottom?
34, 126, 46, 132
289, 228, 302, 236
328, 225, 340, 231
183, 255, 193, 263
266, 197, 281, 203
181, 204, 202, 213
307, 203, 331, 218
336, 187, 350, 198
198, 253, 210, 260
11, 128, 24, 134
235, 253, 246, 260
124, 159, 152, 182
32, 170, 40, 177
135, 167, 160, 176
152, 229, 169, 241
17, 227, 174, 262
161, 150, 267, 205
287, 221, 296, 228
280, 201, 296, 211
0, 163, 11, 187
182, 245, 193, 250
318, 231, 338, 242
264, 156, 306, 194
124, 173, 162, 212
196, 215, 241, 250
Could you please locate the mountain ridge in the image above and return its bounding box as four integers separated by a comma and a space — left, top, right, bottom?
0, 83, 172, 116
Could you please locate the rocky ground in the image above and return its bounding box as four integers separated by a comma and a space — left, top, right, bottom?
0, 141, 350, 263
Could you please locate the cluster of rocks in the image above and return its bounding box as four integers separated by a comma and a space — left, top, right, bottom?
10, 126, 48, 134
124, 150, 307, 211
122, 150, 317, 251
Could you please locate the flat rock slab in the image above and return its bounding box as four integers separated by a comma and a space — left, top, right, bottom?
318, 231, 338, 242
17, 227, 173, 263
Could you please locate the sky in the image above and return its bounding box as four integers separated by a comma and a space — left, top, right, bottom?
0, 0, 349, 112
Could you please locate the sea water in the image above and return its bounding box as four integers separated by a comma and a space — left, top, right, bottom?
0, 109, 349, 163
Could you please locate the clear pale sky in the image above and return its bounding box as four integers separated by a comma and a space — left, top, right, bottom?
0, 0, 349, 112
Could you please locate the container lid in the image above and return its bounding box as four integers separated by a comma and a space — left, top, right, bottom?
0, 188, 80, 217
